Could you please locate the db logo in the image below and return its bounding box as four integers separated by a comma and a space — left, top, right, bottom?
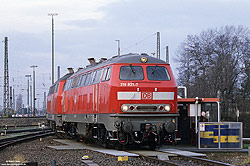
142, 92, 153, 100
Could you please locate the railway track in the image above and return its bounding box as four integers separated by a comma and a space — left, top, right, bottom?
177, 155, 233, 166
0, 129, 55, 149
127, 149, 233, 166
51, 137, 234, 166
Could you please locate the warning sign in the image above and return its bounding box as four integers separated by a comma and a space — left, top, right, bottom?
200, 123, 205, 131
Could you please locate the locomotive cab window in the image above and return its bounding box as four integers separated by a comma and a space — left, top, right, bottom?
146, 66, 170, 80
120, 65, 144, 80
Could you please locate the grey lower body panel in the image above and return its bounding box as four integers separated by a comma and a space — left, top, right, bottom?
47, 113, 179, 131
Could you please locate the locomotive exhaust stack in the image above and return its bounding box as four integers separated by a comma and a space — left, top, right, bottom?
88, 57, 96, 65
67, 67, 74, 74
77, 67, 83, 71
99, 57, 107, 63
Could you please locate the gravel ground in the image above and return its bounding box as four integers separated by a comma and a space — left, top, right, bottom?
0, 136, 156, 166
0, 135, 248, 166
206, 152, 250, 166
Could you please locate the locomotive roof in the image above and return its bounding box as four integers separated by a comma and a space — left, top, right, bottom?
55, 72, 73, 83
71, 53, 168, 77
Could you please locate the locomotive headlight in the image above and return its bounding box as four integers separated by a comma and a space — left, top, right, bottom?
140, 57, 148, 63
164, 105, 171, 112
121, 105, 129, 111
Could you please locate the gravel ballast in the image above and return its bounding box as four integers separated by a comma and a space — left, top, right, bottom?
0, 136, 156, 166
0, 135, 249, 166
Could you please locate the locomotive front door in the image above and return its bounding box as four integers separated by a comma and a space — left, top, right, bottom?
93, 84, 99, 123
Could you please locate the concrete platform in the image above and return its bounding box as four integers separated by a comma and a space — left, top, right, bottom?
93, 149, 138, 157
128, 150, 177, 157
159, 148, 206, 157
49, 139, 139, 157
47, 139, 85, 150
161, 145, 248, 153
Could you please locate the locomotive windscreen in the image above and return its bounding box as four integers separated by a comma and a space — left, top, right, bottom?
119, 65, 144, 80
146, 66, 171, 81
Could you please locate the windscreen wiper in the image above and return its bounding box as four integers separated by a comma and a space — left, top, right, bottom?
151, 65, 158, 74
129, 64, 136, 74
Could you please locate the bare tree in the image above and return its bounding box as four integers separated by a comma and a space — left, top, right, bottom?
176, 25, 250, 121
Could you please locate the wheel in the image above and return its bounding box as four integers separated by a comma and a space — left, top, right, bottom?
115, 142, 126, 150
149, 143, 157, 150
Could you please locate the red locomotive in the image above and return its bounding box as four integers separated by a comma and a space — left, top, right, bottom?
47, 53, 178, 149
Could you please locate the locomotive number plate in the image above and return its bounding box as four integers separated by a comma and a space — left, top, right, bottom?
142, 92, 153, 100
120, 83, 139, 87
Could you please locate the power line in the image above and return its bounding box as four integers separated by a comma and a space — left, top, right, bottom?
120, 32, 157, 53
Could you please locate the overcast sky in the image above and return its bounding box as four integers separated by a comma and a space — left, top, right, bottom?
0, 0, 250, 109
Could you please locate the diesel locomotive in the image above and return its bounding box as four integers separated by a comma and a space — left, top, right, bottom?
47, 53, 178, 149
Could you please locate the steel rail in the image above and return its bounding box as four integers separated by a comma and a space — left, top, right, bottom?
139, 154, 179, 166
0, 127, 51, 134
180, 155, 233, 166
157, 149, 233, 166
0, 130, 55, 149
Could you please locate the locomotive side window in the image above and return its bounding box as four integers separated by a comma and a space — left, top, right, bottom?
72, 76, 80, 88
48, 85, 54, 95
102, 68, 108, 81
63, 81, 68, 91
91, 71, 97, 84
55, 83, 59, 92
102, 67, 112, 82
92, 69, 102, 84
119, 65, 144, 80
146, 66, 171, 81
64, 79, 73, 90
85, 72, 93, 85
106, 67, 112, 81
66, 79, 73, 90
48, 83, 59, 94
79, 74, 87, 87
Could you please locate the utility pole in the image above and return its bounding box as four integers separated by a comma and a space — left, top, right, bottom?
43, 92, 46, 116
48, 13, 58, 85
37, 98, 40, 116
156, 32, 160, 59
3, 37, 10, 117
25, 75, 31, 116
115, 40, 120, 56
30, 65, 38, 116
30, 85, 32, 115
165, 46, 169, 64
13, 88, 15, 113
57, 66, 60, 80
10, 86, 12, 115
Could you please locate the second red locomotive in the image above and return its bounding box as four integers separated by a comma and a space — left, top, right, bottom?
47, 53, 178, 149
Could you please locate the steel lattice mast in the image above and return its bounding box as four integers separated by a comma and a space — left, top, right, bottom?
48, 13, 58, 85
157, 32, 160, 59
3, 37, 10, 116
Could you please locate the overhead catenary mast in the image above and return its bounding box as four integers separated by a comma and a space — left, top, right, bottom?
3, 37, 10, 117
156, 32, 160, 59
48, 13, 58, 85
30, 65, 38, 116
